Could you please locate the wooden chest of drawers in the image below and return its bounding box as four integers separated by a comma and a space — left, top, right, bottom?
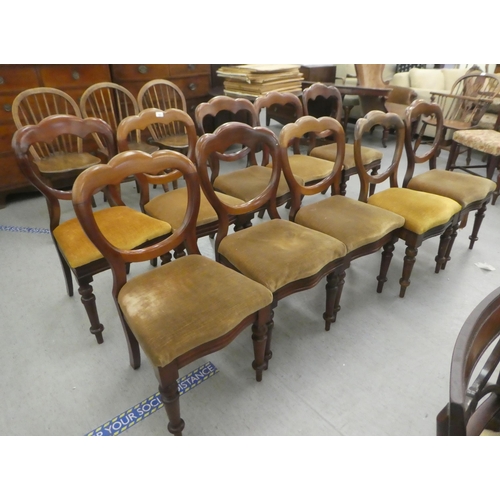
0, 64, 111, 208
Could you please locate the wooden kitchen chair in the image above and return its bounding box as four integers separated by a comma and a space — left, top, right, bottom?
303, 83, 383, 196
356, 111, 462, 298
12, 87, 102, 178
72, 148, 273, 435
403, 100, 497, 256
137, 79, 189, 150
196, 122, 347, 369
279, 115, 405, 328
80, 82, 158, 155
12, 115, 172, 345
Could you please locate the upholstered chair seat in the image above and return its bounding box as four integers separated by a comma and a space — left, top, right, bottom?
218, 219, 347, 293
285, 155, 336, 183
310, 143, 383, 170
295, 196, 405, 253
368, 188, 461, 235
53, 206, 172, 268
118, 254, 273, 367
452, 129, 500, 156
145, 189, 243, 229
407, 169, 496, 207
213, 165, 303, 202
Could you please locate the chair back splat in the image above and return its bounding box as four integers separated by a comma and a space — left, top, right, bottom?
196, 121, 348, 363
437, 286, 500, 435
72, 149, 273, 435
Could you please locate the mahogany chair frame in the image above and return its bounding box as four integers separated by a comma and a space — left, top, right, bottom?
116, 108, 250, 257
72, 149, 273, 435
196, 122, 348, 368
355, 111, 461, 298
437, 286, 500, 435
403, 100, 496, 259
280, 115, 404, 328
303, 83, 381, 196
195, 95, 294, 219
11, 115, 118, 344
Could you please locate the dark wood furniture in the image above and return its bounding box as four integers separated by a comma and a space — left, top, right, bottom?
195, 121, 347, 368
304, 83, 383, 196
71, 148, 273, 435
404, 100, 497, 255
0, 64, 111, 207
116, 108, 248, 258
436, 286, 500, 436
279, 115, 405, 328
265, 65, 336, 126
355, 110, 462, 298
0, 64, 212, 208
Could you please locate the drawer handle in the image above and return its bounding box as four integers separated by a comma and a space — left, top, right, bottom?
4, 104, 11, 112
188, 83, 197, 91
72, 71, 80, 80
138, 65, 148, 74
188, 64, 196, 70
0, 77, 4, 85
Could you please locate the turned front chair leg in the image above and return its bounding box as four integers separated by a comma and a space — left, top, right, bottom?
77, 277, 104, 344
324, 269, 345, 331
468, 204, 487, 250
252, 306, 271, 382
157, 363, 185, 436
377, 238, 397, 293
435, 225, 453, 273
400, 245, 418, 298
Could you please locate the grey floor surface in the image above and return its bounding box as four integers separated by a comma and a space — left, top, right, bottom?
1, 122, 499, 438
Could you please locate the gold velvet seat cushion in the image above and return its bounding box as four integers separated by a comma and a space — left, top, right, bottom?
53, 206, 172, 268
118, 254, 273, 367
452, 130, 500, 157
284, 154, 335, 182
218, 219, 347, 293
35, 152, 101, 174
309, 143, 383, 169
145, 188, 244, 229
213, 165, 304, 202
295, 196, 405, 253
367, 188, 461, 235
408, 170, 496, 207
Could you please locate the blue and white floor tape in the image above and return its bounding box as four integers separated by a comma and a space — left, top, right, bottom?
87, 361, 219, 436
0, 225, 50, 234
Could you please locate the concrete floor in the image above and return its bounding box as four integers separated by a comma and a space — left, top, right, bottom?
1, 122, 499, 439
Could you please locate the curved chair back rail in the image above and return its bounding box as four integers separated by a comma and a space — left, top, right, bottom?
354, 111, 406, 202
437, 286, 500, 435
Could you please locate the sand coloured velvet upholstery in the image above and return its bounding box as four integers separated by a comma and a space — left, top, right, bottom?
284, 155, 336, 182
452, 130, 500, 157
295, 196, 405, 253
34, 152, 101, 174
367, 188, 461, 235
118, 254, 273, 367
53, 206, 172, 268
408, 170, 497, 207
309, 143, 383, 169
218, 219, 347, 293
145, 189, 244, 229
213, 165, 303, 202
